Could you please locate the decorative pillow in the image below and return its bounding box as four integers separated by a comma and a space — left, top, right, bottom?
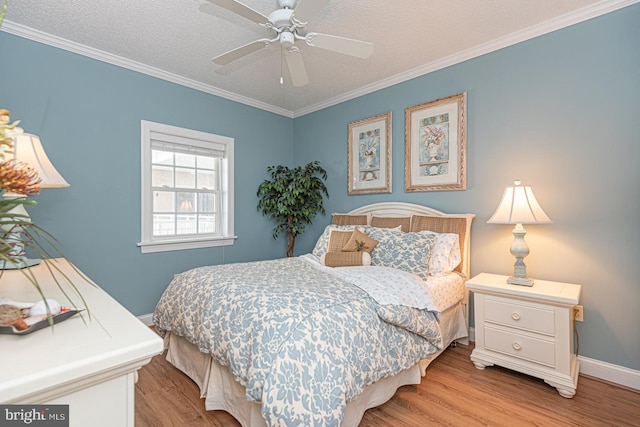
313, 224, 403, 258
410, 215, 467, 273
418, 231, 461, 276
371, 216, 411, 232
312, 225, 356, 258
321, 251, 372, 267
341, 228, 378, 253
369, 231, 437, 280
361, 224, 403, 238
331, 213, 370, 226
327, 229, 354, 252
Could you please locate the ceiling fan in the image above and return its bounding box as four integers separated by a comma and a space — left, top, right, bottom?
200, 0, 374, 87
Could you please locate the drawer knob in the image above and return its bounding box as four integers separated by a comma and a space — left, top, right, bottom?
511, 312, 521, 321
512, 342, 522, 351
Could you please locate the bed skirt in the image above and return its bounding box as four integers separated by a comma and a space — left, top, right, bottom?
163, 301, 467, 427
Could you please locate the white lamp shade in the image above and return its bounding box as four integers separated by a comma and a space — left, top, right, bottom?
487, 180, 551, 224
10, 133, 69, 188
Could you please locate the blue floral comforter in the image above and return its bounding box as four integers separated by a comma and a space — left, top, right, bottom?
153, 257, 443, 427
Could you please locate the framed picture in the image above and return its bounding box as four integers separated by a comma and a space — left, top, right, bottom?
348, 112, 392, 195
405, 92, 467, 192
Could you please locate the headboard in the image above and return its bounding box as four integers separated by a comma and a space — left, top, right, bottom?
343, 202, 475, 344
345, 202, 475, 278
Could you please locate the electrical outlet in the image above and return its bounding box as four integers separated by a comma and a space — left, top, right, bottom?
574, 305, 584, 322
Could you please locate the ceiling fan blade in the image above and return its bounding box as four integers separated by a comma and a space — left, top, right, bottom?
285, 47, 309, 87
203, 0, 269, 25
212, 39, 271, 65
305, 33, 374, 59
292, 0, 331, 24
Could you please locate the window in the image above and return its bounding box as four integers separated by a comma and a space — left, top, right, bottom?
139, 120, 235, 253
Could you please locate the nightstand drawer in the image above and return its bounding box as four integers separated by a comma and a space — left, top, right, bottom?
485, 326, 556, 367
484, 296, 555, 335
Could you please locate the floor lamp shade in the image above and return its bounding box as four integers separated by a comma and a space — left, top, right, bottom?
488, 180, 551, 286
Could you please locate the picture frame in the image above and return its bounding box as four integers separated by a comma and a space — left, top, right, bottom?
405, 92, 467, 192
348, 112, 392, 195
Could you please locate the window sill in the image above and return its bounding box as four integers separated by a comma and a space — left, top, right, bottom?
138, 236, 237, 253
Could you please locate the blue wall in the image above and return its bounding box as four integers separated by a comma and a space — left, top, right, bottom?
294, 6, 640, 371
1, 5, 638, 371
0, 33, 294, 317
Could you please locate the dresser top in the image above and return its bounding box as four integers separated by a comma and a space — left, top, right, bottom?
466, 273, 581, 305
0, 258, 163, 403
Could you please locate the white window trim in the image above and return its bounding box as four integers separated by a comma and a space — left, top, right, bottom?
138, 120, 236, 253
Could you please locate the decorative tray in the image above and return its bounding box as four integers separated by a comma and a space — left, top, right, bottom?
0, 308, 83, 335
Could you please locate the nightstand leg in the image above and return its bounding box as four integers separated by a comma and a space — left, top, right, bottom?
470, 351, 493, 370
545, 381, 576, 398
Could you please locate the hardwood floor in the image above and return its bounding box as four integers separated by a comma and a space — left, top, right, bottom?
135, 343, 639, 426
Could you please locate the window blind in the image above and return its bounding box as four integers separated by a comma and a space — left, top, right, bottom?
150, 132, 226, 158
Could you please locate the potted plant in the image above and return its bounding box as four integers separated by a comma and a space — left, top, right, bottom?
257, 161, 328, 257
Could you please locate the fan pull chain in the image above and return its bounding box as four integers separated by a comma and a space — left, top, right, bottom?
280, 46, 284, 84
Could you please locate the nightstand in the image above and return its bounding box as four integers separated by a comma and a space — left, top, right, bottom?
466, 273, 581, 398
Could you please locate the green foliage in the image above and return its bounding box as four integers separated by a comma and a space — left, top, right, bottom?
257, 161, 328, 257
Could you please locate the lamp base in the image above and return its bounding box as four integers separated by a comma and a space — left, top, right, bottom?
0, 258, 41, 270
507, 276, 534, 286
507, 224, 534, 286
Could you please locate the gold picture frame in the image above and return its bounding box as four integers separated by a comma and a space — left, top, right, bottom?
405, 92, 467, 192
348, 112, 392, 195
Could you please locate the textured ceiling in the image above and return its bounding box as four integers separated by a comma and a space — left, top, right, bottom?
2, 0, 630, 117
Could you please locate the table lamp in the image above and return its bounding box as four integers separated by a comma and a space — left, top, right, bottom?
487, 180, 551, 286
2, 133, 69, 269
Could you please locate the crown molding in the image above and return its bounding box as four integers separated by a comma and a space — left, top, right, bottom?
0, 20, 295, 118
293, 0, 639, 117
1, 0, 636, 119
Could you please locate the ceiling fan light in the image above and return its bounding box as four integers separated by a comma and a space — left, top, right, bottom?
280, 31, 294, 48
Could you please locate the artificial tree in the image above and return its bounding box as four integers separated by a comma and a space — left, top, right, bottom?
257, 161, 328, 257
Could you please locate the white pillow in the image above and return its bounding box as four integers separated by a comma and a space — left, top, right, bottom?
418, 231, 461, 276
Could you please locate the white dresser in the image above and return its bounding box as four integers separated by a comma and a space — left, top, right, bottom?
0, 258, 163, 426
466, 273, 581, 398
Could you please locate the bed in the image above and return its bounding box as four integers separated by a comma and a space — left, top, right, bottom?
153, 202, 474, 427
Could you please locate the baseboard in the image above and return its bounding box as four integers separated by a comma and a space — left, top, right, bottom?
468, 327, 639, 391
139, 317, 639, 391
578, 355, 640, 391
138, 313, 154, 326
